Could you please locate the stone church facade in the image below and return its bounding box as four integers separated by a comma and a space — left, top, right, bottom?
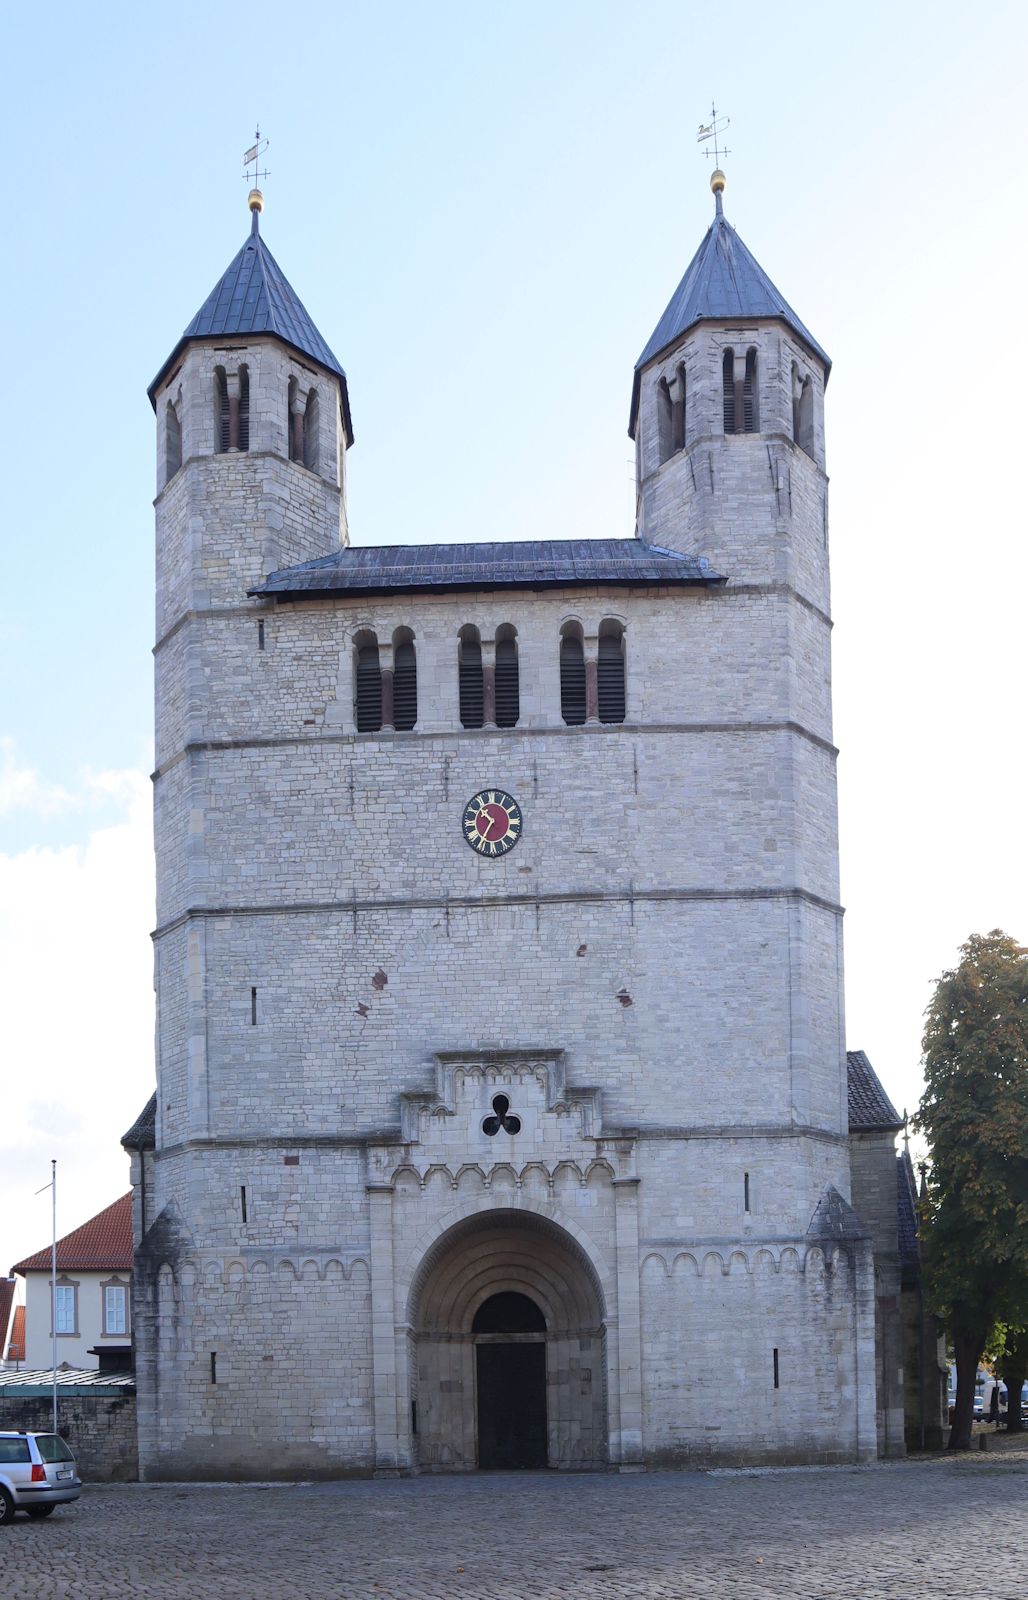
126, 173, 881, 1479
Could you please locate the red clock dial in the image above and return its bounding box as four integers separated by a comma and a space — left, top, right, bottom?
462, 790, 523, 857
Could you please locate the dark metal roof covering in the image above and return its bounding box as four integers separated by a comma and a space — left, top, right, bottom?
847, 1049, 903, 1131
148, 212, 352, 443
629, 200, 830, 437
122, 1091, 156, 1152
251, 538, 725, 600
897, 1150, 921, 1282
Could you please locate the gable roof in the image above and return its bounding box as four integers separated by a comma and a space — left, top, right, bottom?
148, 211, 352, 443
847, 1049, 904, 1132
11, 1193, 133, 1276
252, 537, 724, 601
629, 199, 830, 437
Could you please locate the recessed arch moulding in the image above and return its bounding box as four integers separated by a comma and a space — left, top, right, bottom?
364, 1050, 643, 1472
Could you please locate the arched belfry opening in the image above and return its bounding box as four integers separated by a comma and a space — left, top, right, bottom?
408, 1211, 608, 1472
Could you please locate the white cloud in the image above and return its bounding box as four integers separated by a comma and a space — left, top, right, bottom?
0, 758, 154, 1274
0, 737, 77, 817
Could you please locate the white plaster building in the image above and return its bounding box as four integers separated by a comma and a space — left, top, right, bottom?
10, 1195, 133, 1374
126, 172, 881, 1479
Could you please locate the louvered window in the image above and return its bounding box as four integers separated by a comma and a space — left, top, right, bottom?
743, 349, 757, 433
303, 389, 319, 471
597, 632, 626, 724
657, 377, 673, 464
722, 350, 735, 433
238, 366, 250, 451
165, 402, 181, 483
495, 637, 519, 728
393, 640, 417, 731
560, 635, 586, 726
216, 368, 230, 453
459, 637, 484, 729
287, 378, 300, 460
671, 363, 686, 453
355, 645, 382, 732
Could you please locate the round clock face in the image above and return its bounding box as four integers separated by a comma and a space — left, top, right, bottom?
462, 789, 523, 857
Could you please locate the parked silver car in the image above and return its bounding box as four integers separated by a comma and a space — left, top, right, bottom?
0, 1432, 81, 1523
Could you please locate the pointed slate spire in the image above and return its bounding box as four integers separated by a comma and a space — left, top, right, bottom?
629, 178, 829, 437
148, 197, 352, 444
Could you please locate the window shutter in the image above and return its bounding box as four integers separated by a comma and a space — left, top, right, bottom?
393, 640, 417, 731
216, 370, 230, 453
459, 639, 484, 729
494, 638, 519, 728
238, 367, 250, 451
597, 634, 626, 724
722, 350, 735, 433
743, 350, 757, 433
355, 646, 383, 732
560, 636, 586, 726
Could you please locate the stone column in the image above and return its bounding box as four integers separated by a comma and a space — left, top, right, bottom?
584, 634, 599, 724
612, 1175, 644, 1466
368, 1181, 404, 1472
378, 640, 395, 732
481, 638, 496, 728
732, 351, 746, 434
226, 372, 241, 451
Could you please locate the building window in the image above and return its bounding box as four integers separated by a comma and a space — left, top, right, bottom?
354, 634, 383, 732
103, 1282, 128, 1337
792, 365, 814, 458
597, 622, 626, 724
657, 376, 673, 464
287, 376, 301, 460
54, 1281, 77, 1335
495, 628, 520, 728
458, 629, 484, 729
672, 362, 686, 453
303, 388, 319, 472
393, 629, 417, 731
743, 348, 758, 432
215, 366, 230, 453
165, 400, 182, 483
559, 628, 586, 726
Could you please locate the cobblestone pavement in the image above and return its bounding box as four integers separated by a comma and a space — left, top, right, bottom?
6, 1450, 1028, 1599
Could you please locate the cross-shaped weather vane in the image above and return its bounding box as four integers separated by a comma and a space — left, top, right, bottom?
243, 127, 270, 189
697, 103, 731, 169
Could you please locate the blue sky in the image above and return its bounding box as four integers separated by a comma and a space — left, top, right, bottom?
1, 1, 1025, 1269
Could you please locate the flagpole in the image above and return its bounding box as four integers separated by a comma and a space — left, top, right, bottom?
51, 1158, 57, 1433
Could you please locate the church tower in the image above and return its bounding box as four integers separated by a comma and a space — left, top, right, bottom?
127, 175, 878, 1481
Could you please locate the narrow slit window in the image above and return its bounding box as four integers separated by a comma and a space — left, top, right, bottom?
560, 634, 586, 726
238, 365, 250, 451
287, 377, 301, 461
215, 367, 230, 453
458, 635, 484, 729
240, 1185, 247, 1224
597, 627, 626, 724
744, 1172, 751, 1212
722, 349, 735, 433
743, 349, 758, 433
257, 620, 265, 651
355, 643, 383, 732
250, 987, 258, 1025
165, 401, 182, 483
773, 1348, 780, 1389
495, 634, 519, 728
657, 377, 673, 464
393, 638, 418, 731
210, 1352, 217, 1384
303, 388, 319, 471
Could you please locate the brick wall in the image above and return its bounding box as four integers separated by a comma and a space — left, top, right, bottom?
0, 1391, 137, 1482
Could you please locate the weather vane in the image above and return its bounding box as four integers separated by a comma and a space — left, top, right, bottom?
696, 103, 731, 169
243, 126, 270, 190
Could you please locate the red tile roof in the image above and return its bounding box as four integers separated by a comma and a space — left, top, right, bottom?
0, 1279, 14, 1347
10, 1193, 133, 1275
7, 1305, 25, 1363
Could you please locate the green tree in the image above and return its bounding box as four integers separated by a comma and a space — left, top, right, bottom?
915, 930, 1028, 1450
989, 1322, 1028, 1433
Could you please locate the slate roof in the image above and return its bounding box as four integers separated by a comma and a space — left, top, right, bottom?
11, 1194, 133, 1275
846, 1049, 904, 1131
897, 1150, 922, 1282
252, 538, 724, 600
148, 211, 353, 444
122, 1092, 157, 1152
629, 198, 830, 437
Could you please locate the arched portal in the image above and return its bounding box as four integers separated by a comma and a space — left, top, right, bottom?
408, 1210, 608, 1471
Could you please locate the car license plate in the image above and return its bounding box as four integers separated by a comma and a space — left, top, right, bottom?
57, 1468, 72, 1479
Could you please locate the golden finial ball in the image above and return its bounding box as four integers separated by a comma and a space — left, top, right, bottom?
248, 187, 265, 214
710, 168, 726, 196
